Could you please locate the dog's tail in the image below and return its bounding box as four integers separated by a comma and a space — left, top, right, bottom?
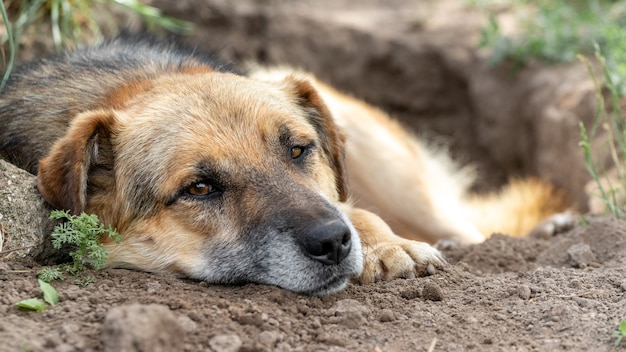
462, 178, 573, 238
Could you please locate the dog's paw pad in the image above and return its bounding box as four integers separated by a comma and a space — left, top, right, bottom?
528, 211, 576, 239
357, 239, 446, 284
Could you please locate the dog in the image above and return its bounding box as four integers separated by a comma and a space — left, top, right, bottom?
0, 33, 571, 295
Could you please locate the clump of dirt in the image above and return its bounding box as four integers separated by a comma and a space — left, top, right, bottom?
1, 216, 625, 352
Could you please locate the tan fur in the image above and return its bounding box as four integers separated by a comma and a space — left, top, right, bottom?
104, 79, 156, 109
463, 178, 571, 237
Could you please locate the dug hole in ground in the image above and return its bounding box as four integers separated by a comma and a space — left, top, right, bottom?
1, 0, 625, 351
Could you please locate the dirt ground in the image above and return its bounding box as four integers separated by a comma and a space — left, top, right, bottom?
1, 1, 625, 351
1, 215, 625, 352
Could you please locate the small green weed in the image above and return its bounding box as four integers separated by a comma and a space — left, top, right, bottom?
578, 44, 626, 218
2, 0, 193, 52
74, 275, 96, 287
37, 267, 65, 282
37, 210, 120, 286
0, 0, 193, 91
19, 211, 115, 310
0, 0, 15, 91
614, 320, 626, 346
477, 0, 626, 70
48, 210, 121, 276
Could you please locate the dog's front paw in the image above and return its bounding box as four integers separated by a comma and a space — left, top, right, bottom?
357, 238, 446, 284
342, 206, 446, 284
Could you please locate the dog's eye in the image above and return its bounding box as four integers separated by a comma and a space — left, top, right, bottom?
291, 146, 305, 159
187, 182, 213, 196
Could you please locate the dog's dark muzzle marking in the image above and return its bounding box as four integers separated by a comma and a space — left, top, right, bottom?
300, 219, 352, 265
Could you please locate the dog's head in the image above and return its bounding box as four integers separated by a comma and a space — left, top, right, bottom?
37, 72, 363, 295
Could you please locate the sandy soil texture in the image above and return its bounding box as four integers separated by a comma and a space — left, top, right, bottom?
1, 216, 625, 352
1, 1, 624, 351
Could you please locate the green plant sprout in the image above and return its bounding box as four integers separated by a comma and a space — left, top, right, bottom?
578, 44, 626, 218
38, 210, 121, 285
0, 0, 15, 91
3, 0, 193, 51
477, 0, 626, 69
37, 267, 65, 283
1, 0, 193, 91
49, 210, 121, 272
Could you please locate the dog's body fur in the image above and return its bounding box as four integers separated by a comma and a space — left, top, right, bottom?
0, 34, 569, 295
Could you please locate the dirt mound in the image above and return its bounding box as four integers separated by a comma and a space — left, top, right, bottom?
1, 216, 625, 351
448, 215, 626, 272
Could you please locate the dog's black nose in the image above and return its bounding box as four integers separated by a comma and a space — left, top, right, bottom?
302, 220, 352, 265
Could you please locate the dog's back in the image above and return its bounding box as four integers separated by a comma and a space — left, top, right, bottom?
0, 33, 226, 174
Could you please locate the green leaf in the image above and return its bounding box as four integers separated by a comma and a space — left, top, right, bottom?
38, 279, 59, 305
16, 298, 46, 311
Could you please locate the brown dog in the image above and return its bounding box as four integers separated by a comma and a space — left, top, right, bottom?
0, 34, 569, 295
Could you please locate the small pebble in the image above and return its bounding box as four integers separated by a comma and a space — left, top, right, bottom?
177, 315, 197, 332
329, 299, 369, 329
567, 243, 596, 268
400, 288, 420, 300
102, 304, 184, 352
378, 309, 395, 322
422, 282, 444, 301
517, 285, 531, 300
209, 334, 242, 352
258, 330, 282, 347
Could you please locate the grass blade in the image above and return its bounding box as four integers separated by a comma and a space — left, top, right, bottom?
0, 0, 16, 91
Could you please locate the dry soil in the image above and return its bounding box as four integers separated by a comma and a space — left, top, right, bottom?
1, 216, 625, 352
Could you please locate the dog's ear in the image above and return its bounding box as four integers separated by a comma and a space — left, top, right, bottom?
37, 109, 118, 215
283, 77, 348, 201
